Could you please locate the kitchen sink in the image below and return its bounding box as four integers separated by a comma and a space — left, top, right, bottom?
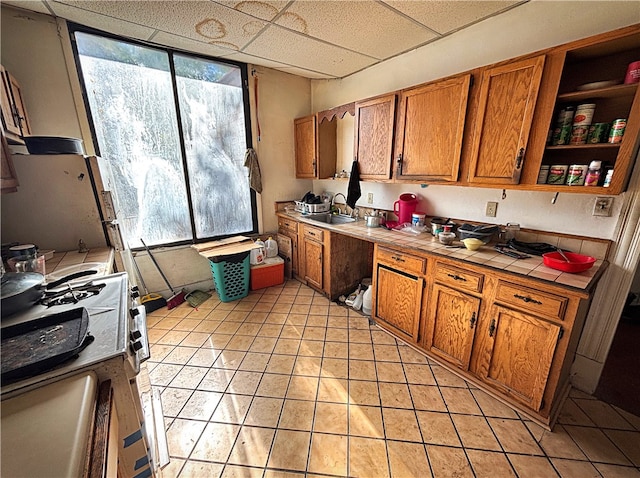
307, 213, 356, 224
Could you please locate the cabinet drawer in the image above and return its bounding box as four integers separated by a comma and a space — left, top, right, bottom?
278, 217, 298, 233
377, 247, 425, 275
435, 263, 483, 293
495, 281, 567, 320
303, 225, 324, 242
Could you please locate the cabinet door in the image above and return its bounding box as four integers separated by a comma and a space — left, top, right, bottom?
294, 115, 316, 178
467, 55, 545, 185
303, 237, 323, 289
394, 75, 471, 182
354, 94, 396, 180
1, 66, 21, 137
478, 304, 560, 411
374, 264, 423, 341
6, 72, 30, 136
424, 284, 479, 370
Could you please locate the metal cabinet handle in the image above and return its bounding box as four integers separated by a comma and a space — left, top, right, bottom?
447, 273, 467, 282
313, 159, 317, 175
515, 147, 525, 169
514, 294, 542, 305
391, 255, 405, 263
489, 319, 496, 337
470, 311, 476, 328
308, 231, 316, 236
396, 154, 403, 176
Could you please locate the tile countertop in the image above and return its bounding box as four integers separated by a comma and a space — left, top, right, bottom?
281, 212, 609, 294
45, 247, 115, 279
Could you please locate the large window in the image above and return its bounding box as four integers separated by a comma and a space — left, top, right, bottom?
72, 29, 255, 248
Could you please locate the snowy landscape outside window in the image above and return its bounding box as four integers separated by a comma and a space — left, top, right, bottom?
74, 31, 255, 248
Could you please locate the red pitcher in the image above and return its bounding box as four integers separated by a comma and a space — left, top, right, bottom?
393, 193, 418, 224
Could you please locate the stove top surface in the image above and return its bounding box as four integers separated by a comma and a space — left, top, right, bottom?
1, 272, 130, 395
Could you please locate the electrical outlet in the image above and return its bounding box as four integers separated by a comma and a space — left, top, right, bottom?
593, 197, 613, 217
485, 201, 498, 217
367, 193, 374, 204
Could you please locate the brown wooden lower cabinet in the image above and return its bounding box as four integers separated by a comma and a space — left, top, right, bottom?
303, 227, 324, 289
373, 246, 425, 343
475, 304, 561, 411
424, 283, 480, 371
370, 244, 593, 428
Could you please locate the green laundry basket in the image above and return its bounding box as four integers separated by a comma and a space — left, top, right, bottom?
209, 250, 250, 302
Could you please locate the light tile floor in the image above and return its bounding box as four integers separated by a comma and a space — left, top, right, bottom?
147, 280, 640, 478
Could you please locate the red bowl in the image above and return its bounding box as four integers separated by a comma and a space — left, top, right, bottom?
542, 251, 596, 273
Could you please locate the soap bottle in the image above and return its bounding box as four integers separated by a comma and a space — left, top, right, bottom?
584, 160, 602, 186
265, 236, 278, 258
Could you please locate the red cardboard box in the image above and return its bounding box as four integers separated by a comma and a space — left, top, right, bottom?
250, 256, 284, 290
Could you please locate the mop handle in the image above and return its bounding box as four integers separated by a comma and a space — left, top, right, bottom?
140, 238, 176, 294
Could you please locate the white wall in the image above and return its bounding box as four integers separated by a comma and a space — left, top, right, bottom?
0, 6, 311, 294
247, 66, 314, 233
312, 0, 640, 240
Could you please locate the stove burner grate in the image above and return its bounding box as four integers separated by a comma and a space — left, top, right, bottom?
41, 282, 106, 307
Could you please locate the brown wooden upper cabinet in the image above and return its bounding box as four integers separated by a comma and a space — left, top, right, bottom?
294, 114, 336, 179
395, 74, 472, 182
354, 94, 396, 180
1, 65, 31, 143
466, 55, 545, 185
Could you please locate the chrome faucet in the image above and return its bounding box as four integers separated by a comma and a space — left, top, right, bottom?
331, 193, 359, 218
332, 193, 348, 215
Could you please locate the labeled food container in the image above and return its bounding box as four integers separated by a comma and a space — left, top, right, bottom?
537, 165, 550, 184
552, 107, 574, 145
547, 165, 568, 185
411, 212, 426, 228
624, 60, 640, 84
570, 103, 596, 145
587, 123, 609, 143
603, 168, 614, 187
608, 119, 626, 143
566, 164, 588, 185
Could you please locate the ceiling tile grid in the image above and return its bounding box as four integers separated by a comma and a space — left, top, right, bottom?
2, 0, 530, 78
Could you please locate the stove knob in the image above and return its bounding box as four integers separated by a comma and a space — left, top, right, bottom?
130, 330, 142, 341
131, 287, 140, 299
129, 308, 140, 318
130, 340, 144, 353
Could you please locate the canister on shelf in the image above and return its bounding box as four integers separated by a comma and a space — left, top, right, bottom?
570, 103, 596, 145
587, 123, 610, 143
552, 107, 574, 145
608, 119, 627, 144
566, 165, 588, 185
603, 168, 614, 187
537, 165, 550, 184
624, 60, 640, 84
547, 165, 568, 185
584, 160, 602, 187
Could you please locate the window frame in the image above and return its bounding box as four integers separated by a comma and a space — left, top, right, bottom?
67, 23, 258, 249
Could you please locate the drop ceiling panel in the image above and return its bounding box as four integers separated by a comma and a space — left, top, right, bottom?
151, 31, 235, 58
383, 0, 521, 35
3, 0, 50, 15
275, 0, 437, 59
45, 2, 157, 41
214, 0, 290, 21
3, 0, 532, 79
51, 0, 266, 50
244, 25, 377, 77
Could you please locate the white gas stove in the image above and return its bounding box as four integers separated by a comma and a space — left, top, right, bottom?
1, 272, 167, 477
